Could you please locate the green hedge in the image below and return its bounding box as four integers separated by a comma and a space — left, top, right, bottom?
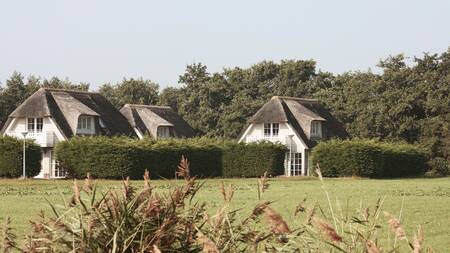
222, 142, 285, 177
311, 139, 428, 178
55, 137, 286, 179
0, 136, 42, 178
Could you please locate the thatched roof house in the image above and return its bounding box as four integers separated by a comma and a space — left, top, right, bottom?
120, 104, 196, 139
239, 96, 348, 176
245, 96, 348, 148
1, 88, 135, 138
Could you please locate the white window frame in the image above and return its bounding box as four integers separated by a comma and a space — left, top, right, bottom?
157, 126, 171, 138
285, 152, 302, 176
311, 121, 322, 137
27, 118, 43, 133
50, 150, 66, 178
264, 123, 279, 137
77, 116, 95, 134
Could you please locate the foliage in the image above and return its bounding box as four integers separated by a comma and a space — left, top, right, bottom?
0, 159, 434, 252
312, 139, 428, 178
222, 142, 286, 177
0, 136, 42, 178
55, 137, 286, 179
161, 49, 450, 159
426, 157, 450, 177
2, 48, 450, 159
98, 77, 159, 109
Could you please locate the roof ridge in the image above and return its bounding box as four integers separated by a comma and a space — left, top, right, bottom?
40, 87, 98, 94
124, 104, 172, 109
271, 96, 318, 103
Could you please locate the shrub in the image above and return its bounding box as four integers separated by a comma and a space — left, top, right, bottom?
312, 139, 428, 178
55, 137, 286, 179
425, 157, 450, 177
55, 137, 141, 179
0, 136, 42, 178
222, 142, 286, 177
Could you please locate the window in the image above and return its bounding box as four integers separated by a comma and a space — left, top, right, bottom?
285, 152, 302, 176
77, 116, 95, 134
264, 123, 279, 137
27, 118, 43, 132
50, 151, 66, 178
311, 121, 321, 137
157, 126, 171, 138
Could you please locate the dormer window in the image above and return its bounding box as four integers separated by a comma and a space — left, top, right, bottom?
157, 126, 171, 138
77, 116, 95, 134
311, 121, 322, 137
27, 118, 43, 132
264, 123, 279, 137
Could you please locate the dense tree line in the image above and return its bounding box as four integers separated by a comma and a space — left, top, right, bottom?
1, 48, 449, 159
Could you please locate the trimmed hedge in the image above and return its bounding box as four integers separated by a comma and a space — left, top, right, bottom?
0, 136, 42, 178
222, 142, 285, 177
312, 139, 428, 178
55, 137, 286, 179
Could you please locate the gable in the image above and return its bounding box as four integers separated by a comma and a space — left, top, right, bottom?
120, 104, 195, 138
4, 88, 135, 138
241, 96, 348, 148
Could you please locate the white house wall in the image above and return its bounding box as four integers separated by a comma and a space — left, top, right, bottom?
4, 117, 67, 179
240, 122, 309, 175
6, 117, 66, 142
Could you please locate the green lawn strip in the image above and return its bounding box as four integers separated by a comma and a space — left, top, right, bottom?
0, 177, 449, 251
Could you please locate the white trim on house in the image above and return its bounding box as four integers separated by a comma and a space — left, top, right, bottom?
3, 118, 17, 133
238, 123, 254, 142
134, 127, 144, 139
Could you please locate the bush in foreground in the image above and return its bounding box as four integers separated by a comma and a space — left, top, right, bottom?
312, 139, 428, 178
0, 136, 42, 178
55, 137, 286, 179
0, 158, 432, 252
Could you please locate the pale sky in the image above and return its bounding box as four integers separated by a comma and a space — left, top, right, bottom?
1, 0, 449, 89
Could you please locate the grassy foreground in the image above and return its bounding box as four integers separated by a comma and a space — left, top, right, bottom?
0, 177, 449, 251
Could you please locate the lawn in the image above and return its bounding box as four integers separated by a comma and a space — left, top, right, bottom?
1, 177, 450, 251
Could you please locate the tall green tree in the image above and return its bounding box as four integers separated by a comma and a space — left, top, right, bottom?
98, 78, 159, 109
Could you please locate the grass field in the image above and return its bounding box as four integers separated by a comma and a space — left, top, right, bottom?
0, 177, 450, 251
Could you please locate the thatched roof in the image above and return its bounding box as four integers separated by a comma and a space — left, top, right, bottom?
246, 96, 348, 148
120, 104, 195, 138
2, 88, 135, 138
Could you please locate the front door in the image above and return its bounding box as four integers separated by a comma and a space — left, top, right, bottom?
50, 151, 66, 178
285, 152, 302, 176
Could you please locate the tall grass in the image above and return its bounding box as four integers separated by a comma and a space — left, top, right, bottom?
0, 157, 433, 252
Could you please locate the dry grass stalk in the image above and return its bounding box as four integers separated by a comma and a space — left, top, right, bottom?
122, 177, 135, 200
294, 198, 307, 216
151, 245, 161, 253
315, 164, 323, 181
384, 212, 407, 241
197, 232, 219, 253
212, 207, 225, 230
313, 218, 342, 242
0, 216, 17, 252
258, 171, 269, 193
145, 198, 161, 217
177, 155, 190, 180
219, 182, 234, 202
412, 225, 424, 253
261, 204, 291, 234
83, 172, 93, 193
306, 205, 316, 225
366, 240, 381, 253
143, 169, 151, 190
69, 180, 80, 207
